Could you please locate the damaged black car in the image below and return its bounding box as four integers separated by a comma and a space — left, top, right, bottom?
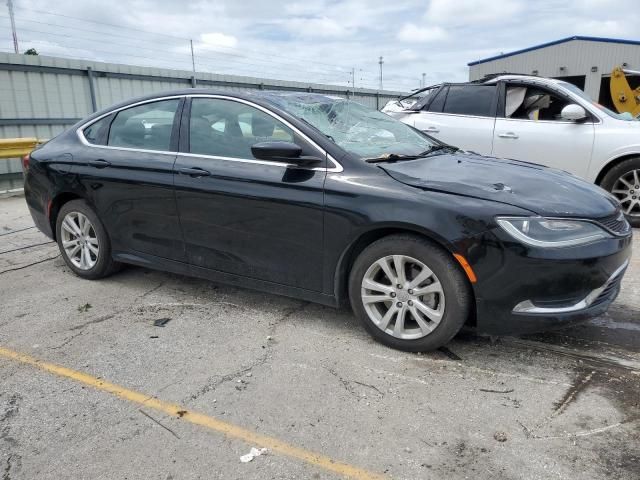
24, 90, 633, 351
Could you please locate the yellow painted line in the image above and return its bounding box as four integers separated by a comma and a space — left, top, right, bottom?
0, 346, 385, 480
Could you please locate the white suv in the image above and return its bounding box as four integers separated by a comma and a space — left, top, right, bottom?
382, 74, 640, 226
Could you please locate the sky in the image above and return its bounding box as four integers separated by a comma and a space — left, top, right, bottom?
1, 0, 639, 92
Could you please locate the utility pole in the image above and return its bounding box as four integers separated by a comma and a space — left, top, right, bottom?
189, 39, 196, 86
7, 0, 19, 54
378, 56, 384, 90
422, 72, 426, 88
351, 67, 355, 89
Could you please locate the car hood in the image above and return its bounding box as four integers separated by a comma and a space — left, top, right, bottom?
379, 152, 619, 218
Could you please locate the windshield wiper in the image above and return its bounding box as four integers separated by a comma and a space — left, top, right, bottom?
364, 153, 424, 163
364, 145, 458, 163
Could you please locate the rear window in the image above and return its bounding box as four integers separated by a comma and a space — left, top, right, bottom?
82, 115, 112, 145
107, 99, 180, 151
442, 85, 496, 117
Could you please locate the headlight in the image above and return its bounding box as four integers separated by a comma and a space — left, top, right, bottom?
496, 217, 611, 247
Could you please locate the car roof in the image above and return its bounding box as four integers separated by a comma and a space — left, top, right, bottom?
103, 89, 341, 108
81, 89, 345, 125
480, 74, 563, 85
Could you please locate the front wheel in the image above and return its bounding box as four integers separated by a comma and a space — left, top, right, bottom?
348, 234, 472, 352
600, 157, 640, 228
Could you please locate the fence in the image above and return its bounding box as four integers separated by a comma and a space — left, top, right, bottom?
0, 52, 405, 188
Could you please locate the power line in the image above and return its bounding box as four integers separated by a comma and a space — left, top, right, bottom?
0, 14, 380, 87
0, 26, 357, 85
11, 7, 371, 72
0, 9, 411, 91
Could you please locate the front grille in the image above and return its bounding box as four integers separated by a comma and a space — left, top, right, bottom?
597, 211, 631, 236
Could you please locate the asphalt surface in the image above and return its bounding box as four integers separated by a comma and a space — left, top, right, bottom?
1, 194, 639, 480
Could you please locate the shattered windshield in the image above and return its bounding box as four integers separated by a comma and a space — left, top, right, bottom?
265, 94, 436, 158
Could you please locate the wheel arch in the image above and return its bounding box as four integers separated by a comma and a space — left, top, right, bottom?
333, 224, 476, 316
594, 153, 640, 186
48, 191, 85, 240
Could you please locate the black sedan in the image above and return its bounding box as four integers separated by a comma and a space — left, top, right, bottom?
23, 90, 633, 351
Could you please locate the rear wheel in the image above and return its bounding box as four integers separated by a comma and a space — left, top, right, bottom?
56, 200, 120, 279
349, 234, 471, 352
600, 157, 640, 227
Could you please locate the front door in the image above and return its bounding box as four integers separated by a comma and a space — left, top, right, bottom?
173, 97, 326, 291
492, 83, 595, 177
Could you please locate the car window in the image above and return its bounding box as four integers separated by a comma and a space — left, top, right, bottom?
442, 85, 496, 117
425, 87, 447, 112
505, 84, 576, 122
107, 99, 180, 151
82, 115, 112, 145
189, 98, 295, 159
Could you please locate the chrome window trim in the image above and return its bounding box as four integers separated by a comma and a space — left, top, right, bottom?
75, 94, 343, 173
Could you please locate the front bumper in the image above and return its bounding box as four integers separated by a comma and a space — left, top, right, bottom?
455, 228, 633, 336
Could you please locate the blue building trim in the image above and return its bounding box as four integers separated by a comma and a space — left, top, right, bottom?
468, 36, 640, 66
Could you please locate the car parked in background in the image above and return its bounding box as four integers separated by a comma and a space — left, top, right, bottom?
383, 74, 640, 227
23, 90, 632, 351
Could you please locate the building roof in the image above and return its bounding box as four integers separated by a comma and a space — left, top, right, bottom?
468, 36, 640, 66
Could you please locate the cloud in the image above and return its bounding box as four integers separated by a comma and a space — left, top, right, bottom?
10, 0, 640, 92
425, 0, 524, 25
281, 16, 353, 38
397, 24, 448, 43
200, 32, 238, 48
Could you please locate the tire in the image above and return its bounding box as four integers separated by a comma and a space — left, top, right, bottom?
348, 234, 472, 352
600, 157, 640, 228
55, 199, 120, 279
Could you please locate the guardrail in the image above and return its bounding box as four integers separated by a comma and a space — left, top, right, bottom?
0, 138, 42, 159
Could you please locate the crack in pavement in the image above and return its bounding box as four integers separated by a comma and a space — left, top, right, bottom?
187, 301, 309, 402
1, 394, 22, 480
68, 314, 116, 331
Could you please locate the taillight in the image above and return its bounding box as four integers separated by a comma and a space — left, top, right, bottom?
21, 154, 30, 173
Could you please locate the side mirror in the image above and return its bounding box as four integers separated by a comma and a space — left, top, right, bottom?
251, 141, 322, 167
560, 104, 587, 122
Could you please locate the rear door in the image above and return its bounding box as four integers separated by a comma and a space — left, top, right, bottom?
492, 82, 595, 176
173, 96, 326, 291
74, 97, 186, 261
412, 84, 497, 154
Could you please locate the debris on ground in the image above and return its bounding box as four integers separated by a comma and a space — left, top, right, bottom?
494, 431, 508, 442
240, 447, 268, 463
479, 388, 515, 394
153, 317, 172, 327
77, 303, 92, 313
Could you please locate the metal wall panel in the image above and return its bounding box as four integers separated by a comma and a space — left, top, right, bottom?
469, 40, 640, 99
0, 52, 404, 181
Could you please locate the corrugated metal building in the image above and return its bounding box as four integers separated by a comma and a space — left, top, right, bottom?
468, 36, 640, 108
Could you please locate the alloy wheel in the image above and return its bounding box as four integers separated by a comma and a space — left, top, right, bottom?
612, 169, 640, 217
361, 255, 445, 340
60, 211, 99, 270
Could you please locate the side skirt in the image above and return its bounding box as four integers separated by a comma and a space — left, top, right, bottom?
113, 251, 339, 308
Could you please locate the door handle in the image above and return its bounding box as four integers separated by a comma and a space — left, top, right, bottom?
498, 132, 519, 139
88, 159, 111, 168
423, 127, 440, 133
177, 167, 211, 177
